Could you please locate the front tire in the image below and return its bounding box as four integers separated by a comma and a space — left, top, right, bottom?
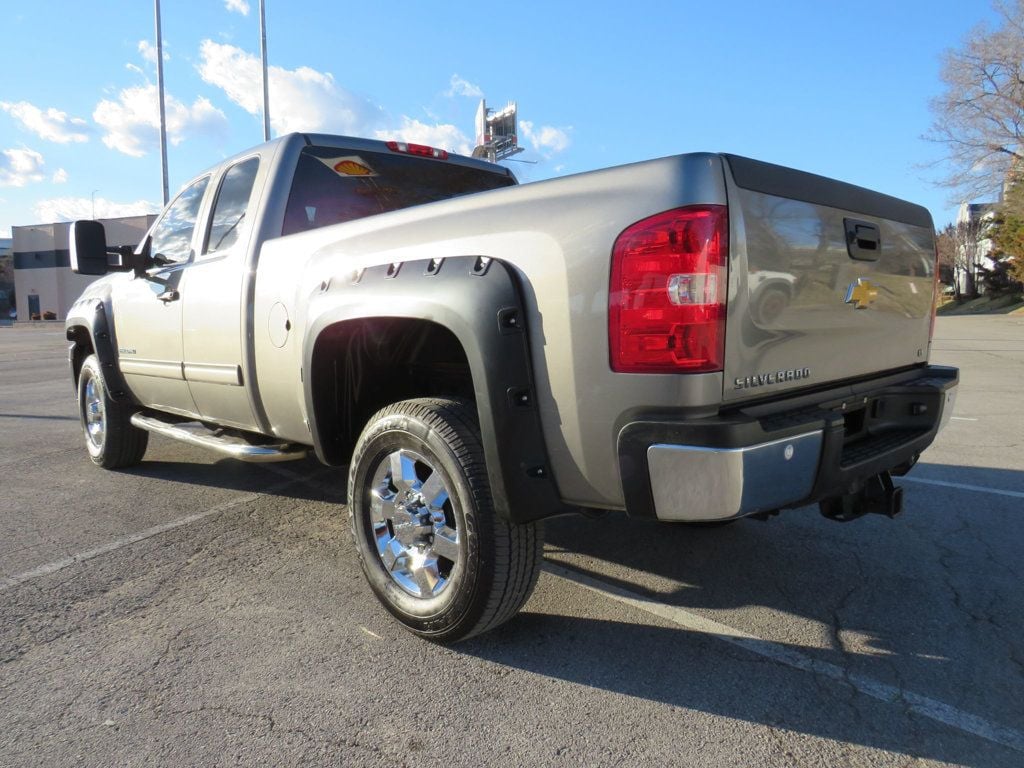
348, 398, 543, 643
77, 354, 148, 468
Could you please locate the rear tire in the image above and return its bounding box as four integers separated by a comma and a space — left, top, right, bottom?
77, 354, 148, 468
348, 398, 543, 643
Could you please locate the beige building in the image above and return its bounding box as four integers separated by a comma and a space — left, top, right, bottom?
13, 215, 156, 321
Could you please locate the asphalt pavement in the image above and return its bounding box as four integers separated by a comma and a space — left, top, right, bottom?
1, 317, 1022, 767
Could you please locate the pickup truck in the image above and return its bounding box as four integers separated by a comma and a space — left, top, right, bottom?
65, 133, 958, 642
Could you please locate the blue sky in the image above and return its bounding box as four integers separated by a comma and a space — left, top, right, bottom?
0, 0, 1003, 238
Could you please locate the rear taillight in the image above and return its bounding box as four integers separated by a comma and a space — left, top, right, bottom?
385, 140, 449, 160
609, 205, 728, 373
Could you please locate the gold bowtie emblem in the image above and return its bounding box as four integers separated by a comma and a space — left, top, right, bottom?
845, 278, 879, 309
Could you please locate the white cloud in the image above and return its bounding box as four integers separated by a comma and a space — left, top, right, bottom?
32, 196, 159, 223
0, 101, 89, 144
195, 41, 544, 160
93, 84, 228, 157
374, 117, 472, 155
52, 168, 68, 184
446, 74, 483, 99
225, 0, 250, 15
197, 40, 387, 137
138, 40, 169, 64
519, 120, 572, 155
0, 148, 46, 187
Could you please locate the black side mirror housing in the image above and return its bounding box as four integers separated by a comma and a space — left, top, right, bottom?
70, 220, 151, 277
69, 220, 109, 276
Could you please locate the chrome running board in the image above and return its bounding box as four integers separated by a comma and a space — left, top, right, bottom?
130, 413, 308, 463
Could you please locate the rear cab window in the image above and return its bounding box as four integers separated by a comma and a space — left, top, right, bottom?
281, 146, 515, 236
204, 156, 260, 256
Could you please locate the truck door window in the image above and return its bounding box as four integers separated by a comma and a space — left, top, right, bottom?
282, 146, 515, 236
204, 157, 259, 255
149, 176, 210, 264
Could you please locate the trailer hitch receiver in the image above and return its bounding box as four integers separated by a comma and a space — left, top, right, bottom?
819, 472, 903, 522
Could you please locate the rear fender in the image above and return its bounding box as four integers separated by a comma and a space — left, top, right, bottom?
303, 256, 567, 523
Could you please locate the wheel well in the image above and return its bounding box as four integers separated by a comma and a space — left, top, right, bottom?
67, 325, 95, 386
309, 318, 474, 464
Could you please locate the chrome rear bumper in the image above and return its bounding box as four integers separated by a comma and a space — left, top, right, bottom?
617, 365, 959, 522
647, 431, 822, 521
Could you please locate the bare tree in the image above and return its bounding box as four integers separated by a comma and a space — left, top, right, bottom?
928, 1, 1024, 202
936, 225, 962, 297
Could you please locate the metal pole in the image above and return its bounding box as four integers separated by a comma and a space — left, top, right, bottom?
154, 0, 169, 205
259, 0, 270, 141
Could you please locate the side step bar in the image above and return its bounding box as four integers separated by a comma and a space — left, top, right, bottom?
130, 413, 308, 463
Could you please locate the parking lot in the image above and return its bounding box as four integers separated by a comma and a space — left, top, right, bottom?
1, 316, 1022, 767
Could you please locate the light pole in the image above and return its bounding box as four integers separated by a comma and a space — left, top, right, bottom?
91, 189, 98, 219
154, 0, 169, 205
259, 0, 270, 141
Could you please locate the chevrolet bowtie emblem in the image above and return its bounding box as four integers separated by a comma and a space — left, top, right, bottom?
845, 278, 879, 309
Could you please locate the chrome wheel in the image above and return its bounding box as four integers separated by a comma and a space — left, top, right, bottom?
83, 374, 106, 451
75, 354, 148, 469
349, 399, 543, 641
369, 448, 460, 598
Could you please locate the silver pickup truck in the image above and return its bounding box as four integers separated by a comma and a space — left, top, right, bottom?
65, 134, 958, 642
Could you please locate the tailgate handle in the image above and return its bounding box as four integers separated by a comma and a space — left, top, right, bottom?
844, 219, 881, 261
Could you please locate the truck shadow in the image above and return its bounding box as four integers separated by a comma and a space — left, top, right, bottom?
458, 463, 1024, 766
120, 455, 343, 504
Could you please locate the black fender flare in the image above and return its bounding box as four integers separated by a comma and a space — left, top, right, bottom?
65, 299, 135, 404
303, 255, 569, 523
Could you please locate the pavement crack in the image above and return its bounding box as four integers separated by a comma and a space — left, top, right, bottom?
827, 549, 867, 656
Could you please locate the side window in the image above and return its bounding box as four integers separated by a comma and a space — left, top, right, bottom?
149, 176, 209, 264
205, 157, 259, 255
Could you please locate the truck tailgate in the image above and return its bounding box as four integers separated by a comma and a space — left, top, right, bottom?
721, 154, 935, 402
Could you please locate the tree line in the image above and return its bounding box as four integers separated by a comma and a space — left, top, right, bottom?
931, 1, 1024, 298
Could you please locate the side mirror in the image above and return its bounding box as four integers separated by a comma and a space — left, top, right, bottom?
69, 220, 109, 276
70, 221, 152, 277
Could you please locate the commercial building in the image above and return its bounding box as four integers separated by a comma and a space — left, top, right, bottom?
12, 216, 155, 321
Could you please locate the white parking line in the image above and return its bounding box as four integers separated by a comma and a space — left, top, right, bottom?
0, 472, 316, 592
544, 562, 1024, 755
900, 476, 1024, 500
951, 417, 978, 422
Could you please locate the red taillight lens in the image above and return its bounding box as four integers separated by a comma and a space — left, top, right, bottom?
385, 140, 449, 160
609, 205, 728, 373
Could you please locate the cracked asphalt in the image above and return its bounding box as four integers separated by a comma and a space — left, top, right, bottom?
1, 316, 1022, 767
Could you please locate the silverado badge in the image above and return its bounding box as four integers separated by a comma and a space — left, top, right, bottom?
845, 278, 879, 309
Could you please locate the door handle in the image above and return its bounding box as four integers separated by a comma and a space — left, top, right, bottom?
158, 289, 180, 303
844, 218, 881, 261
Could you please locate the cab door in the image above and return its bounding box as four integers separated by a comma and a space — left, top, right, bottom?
112, 176, 210, 417
180, 156, 262, 430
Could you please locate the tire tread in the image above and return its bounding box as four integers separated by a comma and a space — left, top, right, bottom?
79, 355, 148, 469
348, 397, 543, 642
